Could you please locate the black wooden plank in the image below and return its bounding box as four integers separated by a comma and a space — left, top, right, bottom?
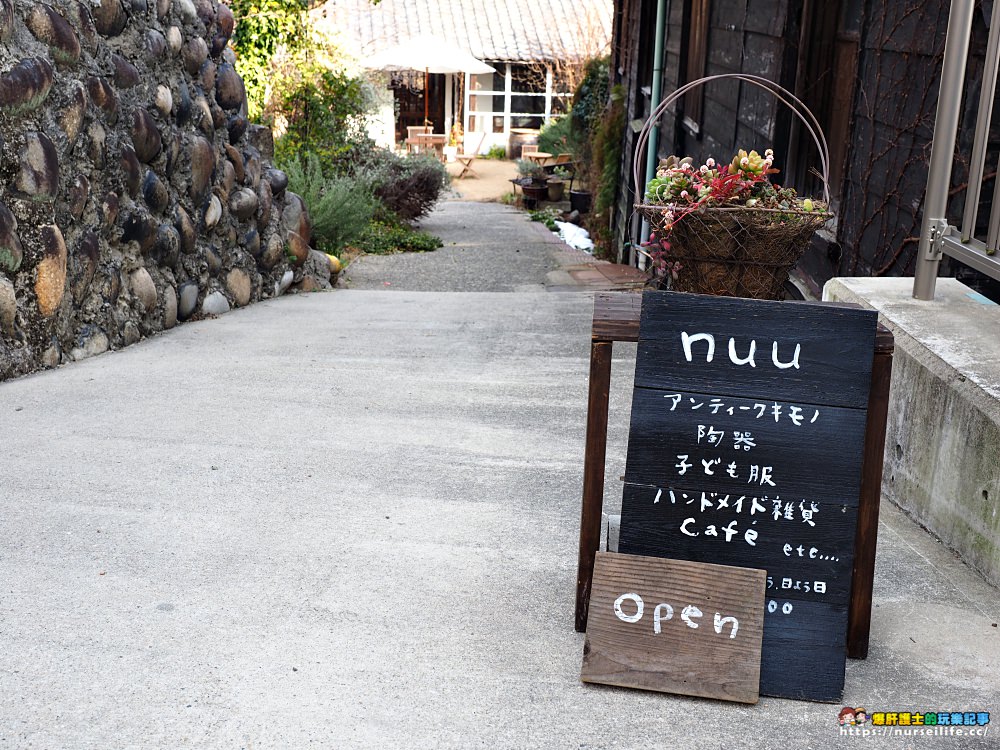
759, 601, 848, 701
620, 482, 857, 603
634, 291, 878, 409
623, 387, 868, 503
617, 291, 873, 702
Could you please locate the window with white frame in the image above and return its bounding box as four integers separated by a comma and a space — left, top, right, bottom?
465, 62, 572, 135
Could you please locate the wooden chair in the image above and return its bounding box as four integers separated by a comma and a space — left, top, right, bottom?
405, 125, 432, 154
553, 153, 573, 164
520, 143, 539, 158
455, 132, 487, 178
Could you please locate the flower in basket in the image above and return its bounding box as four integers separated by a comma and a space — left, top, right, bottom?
637, 147, 830, 300
641, 233, 683, 289
644, 147, 826, 219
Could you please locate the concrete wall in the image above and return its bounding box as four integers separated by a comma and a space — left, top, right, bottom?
0, 0, 331, 382
824, 277, 1000, 587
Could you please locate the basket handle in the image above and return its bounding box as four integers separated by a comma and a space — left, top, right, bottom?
632, 74, 831, 206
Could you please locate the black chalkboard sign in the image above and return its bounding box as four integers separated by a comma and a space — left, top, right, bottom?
618, 291, 878, 702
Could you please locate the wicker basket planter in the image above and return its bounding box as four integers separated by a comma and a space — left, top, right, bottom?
633, 74, 834, 300
635, 204, 831, 299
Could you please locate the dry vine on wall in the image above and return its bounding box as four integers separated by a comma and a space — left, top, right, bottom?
840, 0, 992, 279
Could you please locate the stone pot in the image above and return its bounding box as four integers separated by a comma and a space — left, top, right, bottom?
570, 189, 592, 214
522, 183, 548, 206
547, 178, 565, 202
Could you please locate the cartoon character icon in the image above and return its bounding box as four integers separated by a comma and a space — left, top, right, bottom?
855, 708, 868, 725
839, 707, 857, 726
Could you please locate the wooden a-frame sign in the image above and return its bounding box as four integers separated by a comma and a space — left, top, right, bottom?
582, 552, 766, 704
616, 291, 878, 702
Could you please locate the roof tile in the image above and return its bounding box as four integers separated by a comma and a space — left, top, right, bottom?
314, 0, 612, 62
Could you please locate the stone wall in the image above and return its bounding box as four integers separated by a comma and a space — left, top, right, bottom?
0, 0, 329, 380
824, 277, 1000, 589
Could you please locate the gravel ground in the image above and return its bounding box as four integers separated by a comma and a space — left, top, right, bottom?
342, 202, 569, 293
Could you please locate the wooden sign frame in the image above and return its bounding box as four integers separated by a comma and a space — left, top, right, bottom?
573, 292, 894, 700
582, 552, 766, 704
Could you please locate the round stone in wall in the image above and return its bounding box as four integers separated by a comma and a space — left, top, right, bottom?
188, 135, 214, 201
163, 285, 177, 328
0, 58, 55, 114
26, 5, 82, 67
15, 132, 60, 198
166, 26, 182, 54
0, 0, 14, 42
130, 267, 157, 311
35, 225, 68, 318
86, 76, 118, 123
228, 187, 257, 220
182, 37, 208, 76
142, 171, 169, 213
72, 231, 100, 304
111, 54, 141, 87
153, 224, 181, 267
225, 268, 251, 306
146, 29, 167, 59
0, 275, 16, 337
215, 63, 246, 111
200, 290, 230, 316
154, 85, 172, 117
177, 281, 198, 320
204, 194, 222, 228
173, 205, 196, 253
92, 0, 128, 37
131, 109, 162, 163
265, 168, 287, 197
69, 174, 90, 219
60, 82, 88, 147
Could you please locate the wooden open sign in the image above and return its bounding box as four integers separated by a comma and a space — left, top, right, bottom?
582, 552, 766, 704
617, 292, 878, 701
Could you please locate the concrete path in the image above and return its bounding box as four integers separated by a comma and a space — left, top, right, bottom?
342, 202, 646, 293
1, 287, 998, 749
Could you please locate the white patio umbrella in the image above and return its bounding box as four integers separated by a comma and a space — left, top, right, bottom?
361, 35, 496, 126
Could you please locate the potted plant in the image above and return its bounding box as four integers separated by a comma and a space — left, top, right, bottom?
569, 188, 592, 213
636, 149, 830, 299
444, 122, 463, 162
546, 166, 571, 202
515, 158, 549, 207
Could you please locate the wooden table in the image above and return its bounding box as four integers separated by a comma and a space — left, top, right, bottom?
525, 151, 553, 166
574, 292, 894, 660
411, 133, 446, 162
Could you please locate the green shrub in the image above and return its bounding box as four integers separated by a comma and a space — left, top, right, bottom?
359, 214, 443, 254
482, 144, 507, 160
281, 152, 375, 253
341, 144, 449, 222
572, 57, 611, 134
515, 158, 547, 182
229, 0, 308, 121
528, 207, 560, 231
585, 85, 625, 260
537, 116, 581, 157
273, 69, 374, 165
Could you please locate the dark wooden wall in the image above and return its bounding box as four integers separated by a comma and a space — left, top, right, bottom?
838, 0, 996, 289
610, 0, 799, 263
610, 0, 1000, 297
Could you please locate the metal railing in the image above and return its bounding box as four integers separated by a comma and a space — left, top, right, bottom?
914, 0, 1000, 299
